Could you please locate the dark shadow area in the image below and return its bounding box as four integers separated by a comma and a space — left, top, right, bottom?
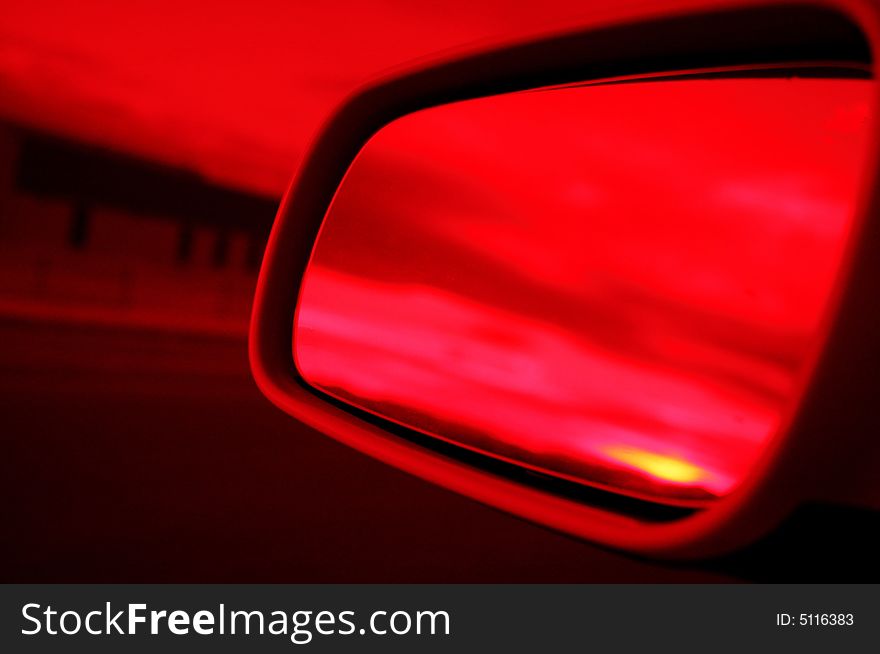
705, 503, 880, 582
16, 130, 276, 251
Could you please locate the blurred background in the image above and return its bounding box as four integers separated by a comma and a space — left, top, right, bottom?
1, 0, 876, 581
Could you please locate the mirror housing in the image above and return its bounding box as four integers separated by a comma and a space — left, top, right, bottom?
251, 0, 880, 558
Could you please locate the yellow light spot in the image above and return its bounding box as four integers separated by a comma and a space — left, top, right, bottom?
602, 445, 707, 485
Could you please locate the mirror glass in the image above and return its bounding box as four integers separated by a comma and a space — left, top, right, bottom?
294, 72, 873, 506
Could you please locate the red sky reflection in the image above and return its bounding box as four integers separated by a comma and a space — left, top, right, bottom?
295, 76, 873, 505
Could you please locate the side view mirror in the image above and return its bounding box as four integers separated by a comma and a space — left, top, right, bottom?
251, 1, 880, 558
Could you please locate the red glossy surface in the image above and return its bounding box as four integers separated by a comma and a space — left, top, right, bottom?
295, 76, 872, 505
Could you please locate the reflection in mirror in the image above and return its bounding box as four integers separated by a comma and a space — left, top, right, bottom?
294, 72, 873, 506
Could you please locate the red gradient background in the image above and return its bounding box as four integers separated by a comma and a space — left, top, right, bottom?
1, 0, 879, 582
